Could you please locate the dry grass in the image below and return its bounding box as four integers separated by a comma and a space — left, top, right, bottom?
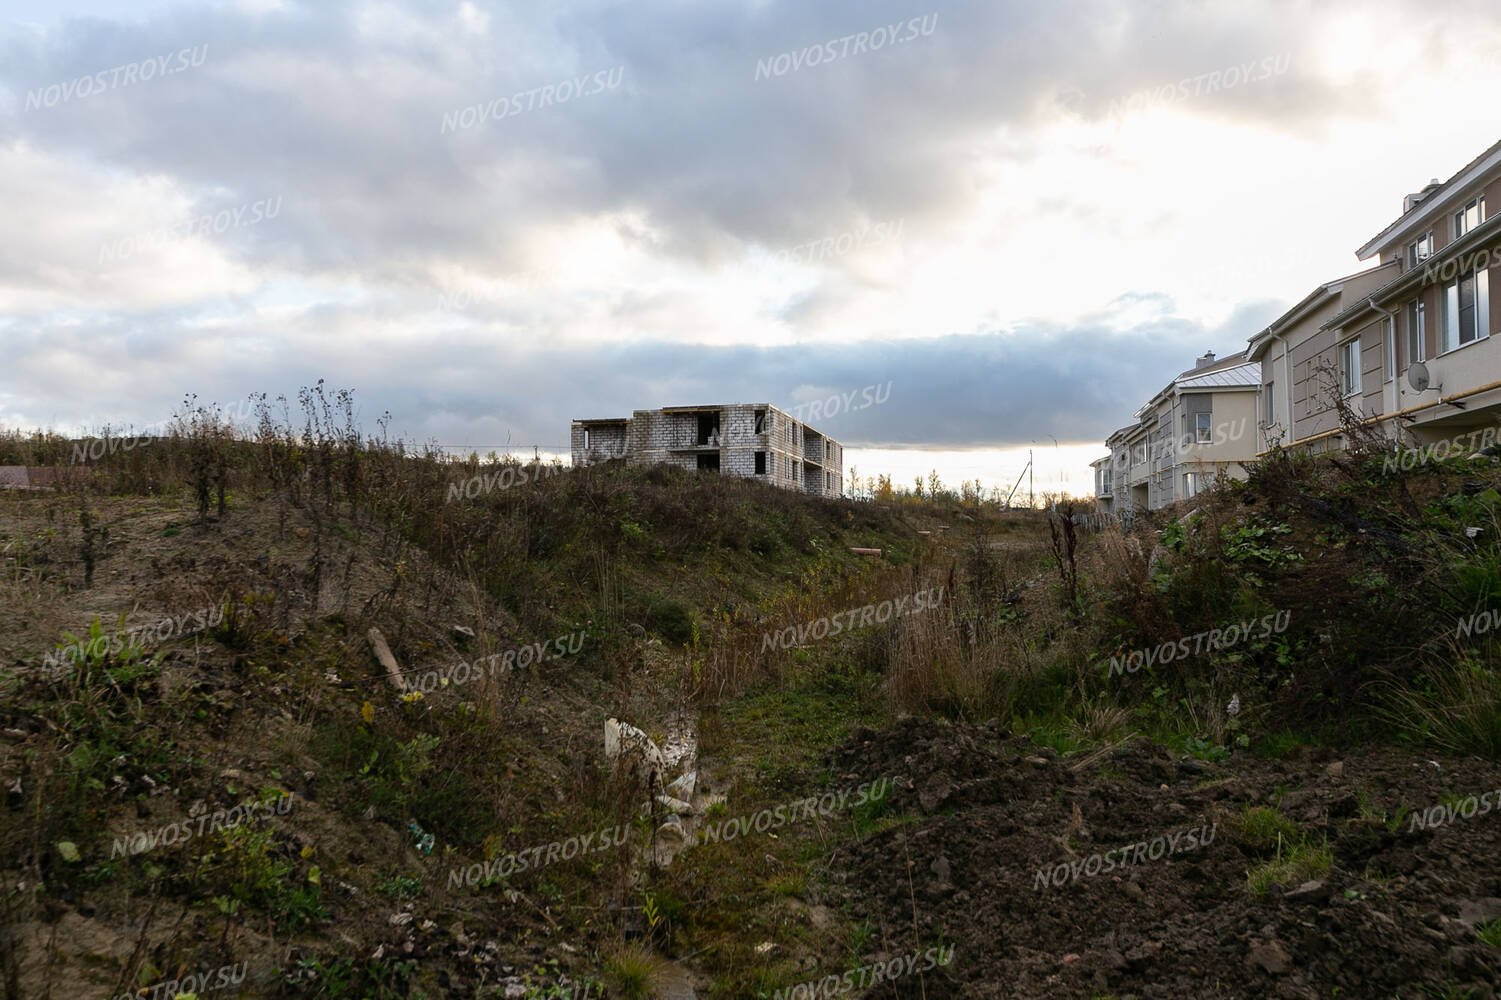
1381, 638, 1501, 757
881, 527, 1063, 721
603, 943, 668, 999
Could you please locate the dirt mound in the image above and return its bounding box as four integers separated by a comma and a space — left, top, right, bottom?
827, 718, 1501, 998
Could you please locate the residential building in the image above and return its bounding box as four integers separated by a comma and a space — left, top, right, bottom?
1244, 264, 1400, 455
1091, 455, 1115, 515
1249, 139, 1501, 455
1095, 351, 1261, 514
571, 403, 844, 498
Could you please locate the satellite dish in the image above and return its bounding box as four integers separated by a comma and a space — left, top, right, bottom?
1408, 362, 1433, 393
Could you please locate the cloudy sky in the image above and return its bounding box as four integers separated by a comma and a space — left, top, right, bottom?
3, 0, 1500, 496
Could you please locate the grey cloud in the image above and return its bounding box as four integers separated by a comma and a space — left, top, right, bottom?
0, 296, 1278, 450
0, 0, 1417, 292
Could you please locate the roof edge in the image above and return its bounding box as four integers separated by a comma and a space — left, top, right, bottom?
1355, 139, 1501, 259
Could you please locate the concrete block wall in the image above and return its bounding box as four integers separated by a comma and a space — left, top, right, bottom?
801, 430, 825, 464
721, 404, 764, 480
569, 403, 843, 496
569, 423, 587, 465
625, 408, 702, 469
570, 421, 629, 466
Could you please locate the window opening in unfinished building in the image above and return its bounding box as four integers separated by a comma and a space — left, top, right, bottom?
697, 412, 720, 446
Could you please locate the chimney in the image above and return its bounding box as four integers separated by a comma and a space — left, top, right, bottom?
1195, 351, 1216, 370
1403, 177, 1445, 214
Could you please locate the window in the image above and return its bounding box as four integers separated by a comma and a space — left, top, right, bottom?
1339, 338, 1362, 396
1195, 412, 1213, 443
1407, 299, 1425, 365
1455, 196, 1486, 239
582, 428, 590, 448
1263, 382, 1275, 426
754, 409, 767, 434
1442, 264, 1490, 351
1183, 472, 1200, 498
697, 413, 720, 446
1407, 233, 1433, 268
754, 451, 766, 475
1384, 317, 1395, 382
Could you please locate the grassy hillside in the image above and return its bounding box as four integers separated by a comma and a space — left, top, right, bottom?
0, 390, 1044, 998
3, 389, 1499, 999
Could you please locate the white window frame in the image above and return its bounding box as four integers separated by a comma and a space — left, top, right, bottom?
1194, 411, 1213, 443
1339, 338, 1362, 397
1407, 299, 1425, 365
1455, 196, 1486, 239
1262, 382, 1275, 427
1441, 263, 1490, 353
1407, 233, 1433, 268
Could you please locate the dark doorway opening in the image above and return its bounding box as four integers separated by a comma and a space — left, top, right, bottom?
697, 413, 720, 445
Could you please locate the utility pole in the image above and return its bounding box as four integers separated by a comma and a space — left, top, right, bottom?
1029, 448, 1034, 510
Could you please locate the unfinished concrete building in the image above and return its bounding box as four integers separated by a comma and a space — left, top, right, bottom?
571, 404, 844, 498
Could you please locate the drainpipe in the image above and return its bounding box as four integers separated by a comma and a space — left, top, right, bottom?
1279, 334, 1292, 443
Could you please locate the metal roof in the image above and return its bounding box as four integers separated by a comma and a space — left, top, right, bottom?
1172, 352, 1249, 380
1174, 360, 1261, 390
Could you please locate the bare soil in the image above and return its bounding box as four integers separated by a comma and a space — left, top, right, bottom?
826, 717, 1501, 999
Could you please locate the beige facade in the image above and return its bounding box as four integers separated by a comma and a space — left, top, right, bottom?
571, 403, 844, 498
1100, 140, 1501, 510
1249, 140, 1501, 455
1096, 353, 1261, 514
1245, 264, 1399, 454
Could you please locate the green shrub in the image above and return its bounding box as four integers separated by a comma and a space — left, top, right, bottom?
651, 598, 698, 646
